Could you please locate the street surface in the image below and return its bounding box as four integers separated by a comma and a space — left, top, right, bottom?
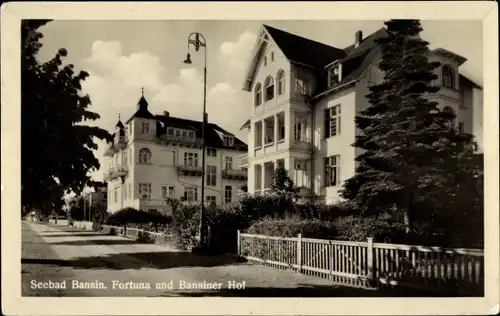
22, 221, 441, 297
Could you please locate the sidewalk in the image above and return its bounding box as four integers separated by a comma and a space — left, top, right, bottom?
22, 221, 448, 297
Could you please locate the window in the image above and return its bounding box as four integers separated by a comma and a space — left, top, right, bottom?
206, 196, 217, 206
458, 122, 464, 133
224, 186, 232, 203
167, 128, 174, 135
324, 155, 340, 187
329, 64, 342, 87
255, 122, 262, 148
123, 150, 128, 165
175, 129, 181, 137
207, 148, 217, 157
442, 65, 455, 89
223, 135, 234, 147
277, 70, 285, 95
294, 117, 307, 142
138, 183, 152, 199
225, 156, 233, 170
184, 186, 198, 202
271, 51, 275, 61
264, 56, 267, 66
184, 152, 198, 166
294, 77, 309, 96
139, 148, 152, 164
162, 185, 175, 199
324, 105, 341, 138
188, 131, 195, 138
255, 83, 262, 106
206, 165, 217, 186
140, 122, 150, 134
182, 130, 187, 137
442, 106, 456, 129
264, 76, 275, 101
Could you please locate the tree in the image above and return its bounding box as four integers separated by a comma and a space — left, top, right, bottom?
21, 20, 111, 214
341, 20, 478, 234
271, 166, 298, 197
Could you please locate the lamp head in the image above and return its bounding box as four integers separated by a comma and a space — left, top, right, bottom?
183, 53, 192, 64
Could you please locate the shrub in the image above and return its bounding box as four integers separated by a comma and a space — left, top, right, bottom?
332, 214, 407, 242
246, 215, 337, 239
137, 230, 155, 243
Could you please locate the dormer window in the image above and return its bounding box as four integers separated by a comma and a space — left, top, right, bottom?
328, 63, 342, 87
167, 128, 174, 135
175, 130, 181, 137
188, 131, 195, 138
223, 135, 234, 147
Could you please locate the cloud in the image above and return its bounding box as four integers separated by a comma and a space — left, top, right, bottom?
81, 39, 251, 180
219, 31, 257, 73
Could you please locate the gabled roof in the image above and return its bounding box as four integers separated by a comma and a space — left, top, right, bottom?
239, 119, 251, 130
263, 24, 346, 70
459, 74, 482, 89
155, 114, 248, 152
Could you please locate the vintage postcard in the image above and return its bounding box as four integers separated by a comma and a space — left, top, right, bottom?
1, 1, 498, 315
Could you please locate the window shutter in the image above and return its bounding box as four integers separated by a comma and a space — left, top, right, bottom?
324, 109, 330, 139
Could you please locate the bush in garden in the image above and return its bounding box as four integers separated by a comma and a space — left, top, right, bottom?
246, 215, 337, 239
332, 214, 407, 242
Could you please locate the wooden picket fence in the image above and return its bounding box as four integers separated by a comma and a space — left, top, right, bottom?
237, 232, 484, 295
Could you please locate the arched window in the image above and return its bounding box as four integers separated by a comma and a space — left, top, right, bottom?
442, 65, 455, 89
442, 106, 456, 128
254, 83, 262, 106
139, 148, 152, 164
264, 76, 275, 101
277, 70, 285, 95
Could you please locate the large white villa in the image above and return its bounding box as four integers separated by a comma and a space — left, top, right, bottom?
238, 25, 483, 204
103, 92, 248, 213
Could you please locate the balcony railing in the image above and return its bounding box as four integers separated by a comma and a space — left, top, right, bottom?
104, 144, 117, 157
103, 165, 129, 181
157, 134, 202, 148
177, 165, 203, 176
290, 140, 312, 152
222, 169, 248, 180
238, 153, 248, 166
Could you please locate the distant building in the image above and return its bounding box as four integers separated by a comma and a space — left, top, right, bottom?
103, 92, 248, 213
239, 25, 483, 204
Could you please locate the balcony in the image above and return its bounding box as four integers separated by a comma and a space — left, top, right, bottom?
238, 153, 248, 168
177, 165, 203, 176
222, 169, 248, 180
115, 136, 129, 149
290, 140, 312, 152
103, 165, 129, 181
157, 134, 202, 148
104, 144, 117, 157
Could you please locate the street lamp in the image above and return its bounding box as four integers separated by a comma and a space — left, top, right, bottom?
184, 32, 208, 252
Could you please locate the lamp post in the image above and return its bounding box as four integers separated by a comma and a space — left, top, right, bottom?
184, 32, 208, 251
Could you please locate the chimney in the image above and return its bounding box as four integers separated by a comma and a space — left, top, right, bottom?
355, 30, 363, 48
163, 110, 169, 117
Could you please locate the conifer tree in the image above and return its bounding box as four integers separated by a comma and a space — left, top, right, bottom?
341, 20, 477, 233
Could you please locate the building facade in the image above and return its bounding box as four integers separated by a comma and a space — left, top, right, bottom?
239, 25, 483, 204
104, 93, 248, 213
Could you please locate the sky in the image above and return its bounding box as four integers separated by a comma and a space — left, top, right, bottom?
36, 20, 483, 182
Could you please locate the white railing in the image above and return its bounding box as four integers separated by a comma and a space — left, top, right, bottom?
237, 232, 484, 295
159, 134, 202, 146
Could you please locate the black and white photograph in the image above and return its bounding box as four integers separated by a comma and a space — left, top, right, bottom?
1, 2, 498, 315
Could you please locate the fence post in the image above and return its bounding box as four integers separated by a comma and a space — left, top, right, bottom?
297, 234, 302, 273
367, 237, 374, 282
237, 230, 241, 256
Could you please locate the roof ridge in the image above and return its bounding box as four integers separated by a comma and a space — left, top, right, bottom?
263, 24, 343, 52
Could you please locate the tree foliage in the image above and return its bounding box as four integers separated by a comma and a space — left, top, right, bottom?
340, 20, 480, 234
271, 166, 298, 197
21, 20, 111, 214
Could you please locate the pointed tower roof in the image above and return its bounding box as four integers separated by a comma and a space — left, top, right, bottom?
115, 114, 124, 129
126, 87, 156, 123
